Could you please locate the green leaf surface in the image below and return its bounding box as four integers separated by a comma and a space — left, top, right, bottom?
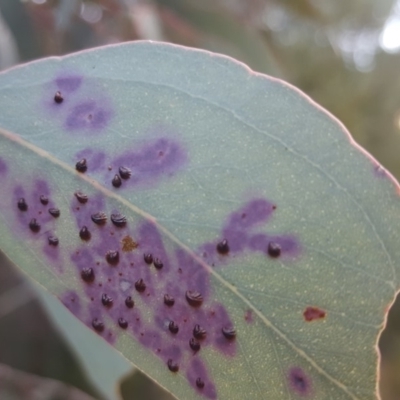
0, 41, 398, 400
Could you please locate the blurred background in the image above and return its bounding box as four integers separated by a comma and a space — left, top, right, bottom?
0, 0, 400, 399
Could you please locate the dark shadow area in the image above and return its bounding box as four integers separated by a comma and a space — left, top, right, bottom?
380, 293, 400, 400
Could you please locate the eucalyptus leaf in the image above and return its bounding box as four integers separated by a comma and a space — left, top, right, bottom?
0, 41, 398, 400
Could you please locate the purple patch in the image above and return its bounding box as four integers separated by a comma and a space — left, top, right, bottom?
61, 291, 81, 317
212, 304, 236, 356
55, 75, 83, 92
0, 157, 7, 175
175, 249, 210, 299
113, 137, 186, 187
187, 358, 217, 399
51, 194, 301, 398
200, 198, 300, 266
138, 222, 172, 274
248, 234, 299, 256
32, 180, 50, 204
288, 367, 312, 397
139, 330, 163, 351
13, 181, 60, 242
43, 238, 60, 263
227, 199, 275, 230
66, 202, 233, 396
65, 101, 112, 132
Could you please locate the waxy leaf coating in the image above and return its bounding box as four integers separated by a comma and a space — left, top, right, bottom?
0, 42, 399, 400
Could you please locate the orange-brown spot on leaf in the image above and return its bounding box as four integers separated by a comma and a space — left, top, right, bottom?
303, 306, 326, 322
121, 235, 138, 252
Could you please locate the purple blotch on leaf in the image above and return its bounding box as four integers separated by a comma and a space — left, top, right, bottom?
113, 136, 186, 187
139, 330, 162, 351
228, 198, 275, 230
0, 157, 7, 175
177, 248, 209, 297
249, 234, 300, 258
61, 291, 81, 317
55, 75, 83, 93
212, 304, 237, 356
138, 222, 171, 273
187, 358, 217, 399
202, 198, 301, 267
288, 367, 312, 397
62, 203, 241, 396
65, 101, 112, 132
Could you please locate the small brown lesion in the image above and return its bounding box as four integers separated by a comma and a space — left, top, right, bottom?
121, 235, 138, 252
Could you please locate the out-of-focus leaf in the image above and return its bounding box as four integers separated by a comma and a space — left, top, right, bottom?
0, 0, 40, 61
0, 10, 18, 70
156, 0, 282, 76
0, 362, 97, 400
121, 369, 176, 400
55, 0, 79, 32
